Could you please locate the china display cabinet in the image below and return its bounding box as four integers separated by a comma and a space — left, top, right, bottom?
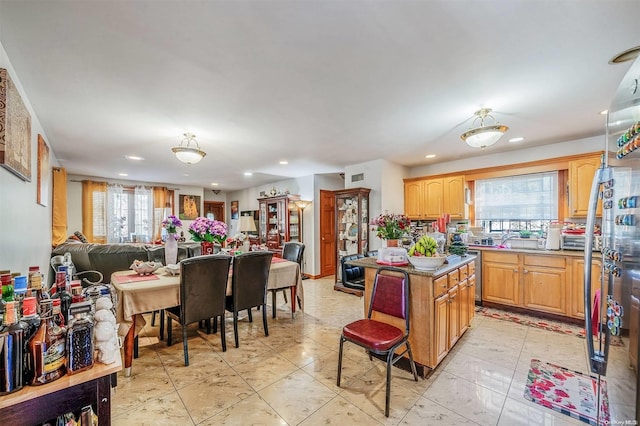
335, 187, 370, 282
258, 194, 301, 251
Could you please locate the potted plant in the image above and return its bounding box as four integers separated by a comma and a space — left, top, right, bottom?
188, 217, 228, 254
371, 213, 411, 246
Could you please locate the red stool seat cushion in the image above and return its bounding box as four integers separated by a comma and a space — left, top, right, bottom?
342, 319, 404, 352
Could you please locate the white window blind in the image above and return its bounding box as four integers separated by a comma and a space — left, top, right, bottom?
475, 172, 558, 220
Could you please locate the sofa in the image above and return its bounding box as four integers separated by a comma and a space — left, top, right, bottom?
50, 241, 201, 285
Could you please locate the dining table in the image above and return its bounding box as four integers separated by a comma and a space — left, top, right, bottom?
111, 257, 303, 376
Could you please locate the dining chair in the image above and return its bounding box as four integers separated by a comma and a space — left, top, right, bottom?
166, 254, 232, 366
270, 242, 304, 318
337, 266, 418, 417
226, 251, 273, 348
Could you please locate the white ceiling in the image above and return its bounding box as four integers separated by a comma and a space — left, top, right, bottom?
0, 1, 638, 191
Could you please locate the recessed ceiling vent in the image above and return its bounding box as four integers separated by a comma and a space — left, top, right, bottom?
351, 173, 364, 182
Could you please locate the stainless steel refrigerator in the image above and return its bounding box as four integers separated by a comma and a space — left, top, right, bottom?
585, 55, 640, 423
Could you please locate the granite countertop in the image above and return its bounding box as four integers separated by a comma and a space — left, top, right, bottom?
467, 245, 601, 258
347, 255, 476, 278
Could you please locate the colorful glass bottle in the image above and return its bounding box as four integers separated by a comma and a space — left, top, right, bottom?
0, 301, 26, 394
29, 299, 66, 385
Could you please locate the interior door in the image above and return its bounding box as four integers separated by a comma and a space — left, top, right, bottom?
204, 201, 224, 222
319, 190, 336, 277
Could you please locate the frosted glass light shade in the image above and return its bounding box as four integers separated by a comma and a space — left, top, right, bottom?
461, 124, 509, 148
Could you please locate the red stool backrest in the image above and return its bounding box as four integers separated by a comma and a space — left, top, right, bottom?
371, 274, 406, 319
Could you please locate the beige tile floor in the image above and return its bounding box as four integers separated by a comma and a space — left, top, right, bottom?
111, 277, 635, 425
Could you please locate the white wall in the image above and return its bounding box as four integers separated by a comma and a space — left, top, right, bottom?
345, 159, 410, 250
0, 40, 58, 280
409, 136, 603, 177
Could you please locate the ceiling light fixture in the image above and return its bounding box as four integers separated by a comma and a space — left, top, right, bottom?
279, 160, 288, 165
508, 137, 524, 143
172, 133, 206, 164
609, 46, 640, 64
244, 172, 253, 176
425, 154, 436, 159
125, 155, 144, 161
460, 108, 509, 149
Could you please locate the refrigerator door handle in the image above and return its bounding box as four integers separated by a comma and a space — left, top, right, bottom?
585, 165, 610, 376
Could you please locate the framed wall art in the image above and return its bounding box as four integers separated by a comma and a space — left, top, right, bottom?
0, 68, 32, 181
37, 134, 50, 206
231, 200, 239, 219
179, 194, 201, 220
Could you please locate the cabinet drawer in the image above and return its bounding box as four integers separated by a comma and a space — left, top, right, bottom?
524, 255, 566, 269
448, 270, 460, 288
459, 265, 469, 280
467, 261, 475, 276
483, 251, 518, 264
434, 275, 448, 298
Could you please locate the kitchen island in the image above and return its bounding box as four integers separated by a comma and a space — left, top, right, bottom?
347, 255, 476, 375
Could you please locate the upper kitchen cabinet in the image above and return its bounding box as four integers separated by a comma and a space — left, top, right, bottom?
403, 175, 466, 219
404, 180, 424, 219
568, 155, 602, 217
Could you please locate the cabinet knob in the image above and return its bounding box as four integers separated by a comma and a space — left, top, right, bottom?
514, 269, 518, 273
523, 269, 529, 274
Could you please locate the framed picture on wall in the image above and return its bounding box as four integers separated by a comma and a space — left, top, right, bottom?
179, 194, 201, 220
231, 200, 239, 219
37, 134, 50, 206
0, 68, 32, 181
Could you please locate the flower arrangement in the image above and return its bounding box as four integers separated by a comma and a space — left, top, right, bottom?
371, 212, 411, 240
226, 233, 246, 250
188, 217, 228, 244
162, 215, 182, 234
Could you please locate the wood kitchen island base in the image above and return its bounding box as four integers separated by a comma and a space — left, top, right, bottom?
0, 357, 121, 426
348, 256, 477, 377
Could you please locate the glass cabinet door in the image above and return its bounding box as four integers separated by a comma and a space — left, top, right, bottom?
334, 187, 371, 283
289, 206, 300, 242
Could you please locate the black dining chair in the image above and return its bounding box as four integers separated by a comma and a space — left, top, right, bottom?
337, 266, 418, 417
225, 251, 273, 348
165, 254, 232, 366
270, 242, 305, 318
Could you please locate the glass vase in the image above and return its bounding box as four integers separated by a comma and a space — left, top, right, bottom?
165, 234, 178, 265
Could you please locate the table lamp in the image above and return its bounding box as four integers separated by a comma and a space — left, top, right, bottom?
238, 215, 257, 251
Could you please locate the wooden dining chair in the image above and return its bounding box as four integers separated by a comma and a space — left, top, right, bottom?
337, 266, 418, 417
226, 251, 273, 348
166, 254, 232, 366
270, 242, 304, 318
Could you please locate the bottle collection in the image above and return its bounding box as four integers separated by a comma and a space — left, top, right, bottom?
0, 261, 114, 397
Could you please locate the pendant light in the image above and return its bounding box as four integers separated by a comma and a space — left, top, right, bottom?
172, 133, 206, 164
460, 108, 509, 149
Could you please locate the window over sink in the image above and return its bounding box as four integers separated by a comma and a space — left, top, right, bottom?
475, 172, 558, 233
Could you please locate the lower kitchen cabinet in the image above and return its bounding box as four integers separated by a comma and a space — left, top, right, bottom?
467, 274, 476, 323
483, 252, 520, 305
570, 257, 603, 319
482, 250, 603, 319
357, 257, 476, 373
522, 255, 567, 315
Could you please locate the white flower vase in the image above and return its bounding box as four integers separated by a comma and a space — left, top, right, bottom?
165, 233, 178, 266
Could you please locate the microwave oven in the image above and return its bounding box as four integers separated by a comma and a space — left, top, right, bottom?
560, 234, 602, 251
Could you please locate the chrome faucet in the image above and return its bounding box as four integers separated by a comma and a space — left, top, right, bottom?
500, 232, 519, 245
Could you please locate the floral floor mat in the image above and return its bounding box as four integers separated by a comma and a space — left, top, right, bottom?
524, 359, 610, 425
476, 306, 587, 339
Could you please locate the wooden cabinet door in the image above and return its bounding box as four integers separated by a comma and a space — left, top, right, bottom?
468, 274, 476, 323
404, 181, 423, 219
424, 178, 443, 218
448, 285, 460, 348
443, 175, 465, 219
434, 293, 449, 365
569, 156, 602, 217
570, 258, 603, 319
459, 279, 469, 333
483, 260, 520, 306
523, 266, 567, 315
